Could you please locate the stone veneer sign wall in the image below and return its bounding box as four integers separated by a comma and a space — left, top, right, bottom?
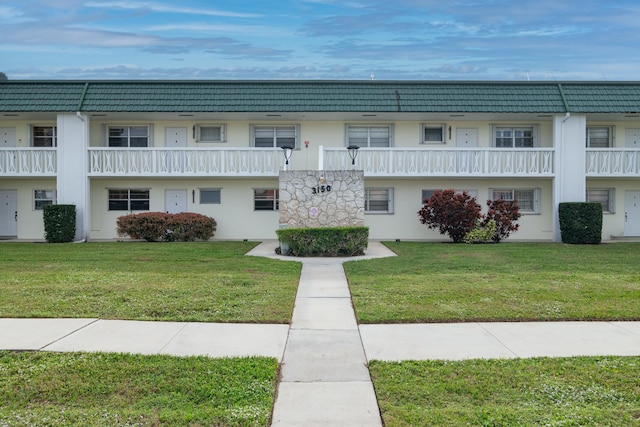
279, 170, 365, 228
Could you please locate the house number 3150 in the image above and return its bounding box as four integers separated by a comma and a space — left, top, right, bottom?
311, 185, 332, 194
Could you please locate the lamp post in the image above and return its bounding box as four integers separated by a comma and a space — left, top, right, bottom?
281, 145, 294, 171
347, 145, 360, 167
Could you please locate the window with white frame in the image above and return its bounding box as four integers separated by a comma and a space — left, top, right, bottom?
34, 189, 56, 210
490, 188, 540, 213
421, 124, 446, 144
195, 124, 226, 143
251, 125, 298, 148
108, 126, 151, 147
493, 126, 537, 147
108, 189, 150, 211
421, 189, 478, 204
365, 188, 394, 213
346, 124, 393, 148
586, 126, 614, 148
32, 126, 57, 147
254, 189, 279, 211
587, 188, 615, 213
200, 188, 221, 204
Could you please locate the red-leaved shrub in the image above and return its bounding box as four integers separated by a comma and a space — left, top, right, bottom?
117, 212, 216, 242
481, 199, 521, 242
417, 189, 481, 243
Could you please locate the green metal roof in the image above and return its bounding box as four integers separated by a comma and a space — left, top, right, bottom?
1, 80, 639, 114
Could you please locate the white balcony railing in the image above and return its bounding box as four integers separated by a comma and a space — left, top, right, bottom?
88, 148, 286, 176
0, 148, 57, 176
586, 149, 640, 176
321, 147, 555, 177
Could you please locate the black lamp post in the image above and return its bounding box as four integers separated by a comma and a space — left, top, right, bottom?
281, 145, 294, 170
347, 145, 360, 166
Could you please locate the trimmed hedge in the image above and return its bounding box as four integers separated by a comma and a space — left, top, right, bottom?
559, 202, 603, 244
117, 212, 217, 242
43, 204, 76, 243
276, 226, 369, 257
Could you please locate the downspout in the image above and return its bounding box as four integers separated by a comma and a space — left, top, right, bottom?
74, 82, 90, 242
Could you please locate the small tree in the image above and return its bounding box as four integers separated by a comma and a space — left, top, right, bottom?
417, 189, 481, 243
481, 199, 521, 242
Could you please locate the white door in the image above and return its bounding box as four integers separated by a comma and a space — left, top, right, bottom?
165, 127, 187, 147
0, 128, 16, 147
456, 128, 478, 147
625, 129, 640, 148
624, 191, 640, 236
0, 190, 17, 236
165, 190, 188, 214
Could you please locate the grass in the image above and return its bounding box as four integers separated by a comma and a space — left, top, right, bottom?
345, 242, 640, 323
370, 356, 640, 426
0, 241, 300, 323
0, 351, 278, 426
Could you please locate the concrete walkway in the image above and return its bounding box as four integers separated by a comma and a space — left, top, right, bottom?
2, 240, 640, 426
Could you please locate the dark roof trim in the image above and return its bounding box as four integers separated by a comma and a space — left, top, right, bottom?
556, 84, 570, 113
76, 82, 89, 111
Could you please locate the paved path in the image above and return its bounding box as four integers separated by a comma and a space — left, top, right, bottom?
2, 240, 640, 426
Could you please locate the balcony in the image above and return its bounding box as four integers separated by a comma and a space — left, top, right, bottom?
586, 149, 640, 177
88, 148, 286, 177
0, 148, 57, 176
321, 147, 555, 177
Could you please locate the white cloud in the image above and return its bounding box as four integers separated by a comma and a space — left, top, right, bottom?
85, 1, 261, 18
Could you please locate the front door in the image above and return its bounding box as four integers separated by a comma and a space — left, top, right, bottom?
625, 129, 640, 148
624, 191, 640, 236
165, 127, 187, 147
0, 190, 17, 237
0, 128, 16, 147
165, 190, 188, 214
456, 128, 478, 147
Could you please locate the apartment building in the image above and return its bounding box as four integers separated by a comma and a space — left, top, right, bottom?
1, 80, 639, 242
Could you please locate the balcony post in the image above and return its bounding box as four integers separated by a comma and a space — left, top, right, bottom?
57, 113, 89, 241
553, 113, 586, 241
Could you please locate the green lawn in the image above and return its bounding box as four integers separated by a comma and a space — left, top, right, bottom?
0, 242, 300, 323
0, 351, 278, 427
345, 242, 640, 323
370, 357, 640, 426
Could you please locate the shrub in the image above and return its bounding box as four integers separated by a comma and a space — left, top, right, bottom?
464, 220, 497, 244
43, 204, 76, 243
482, 199, 521, 242
117, 212, 216, 242
417, 189, 481, 243
559, 202, 602, 244
276, 226, 369, 257
418, 190, 522, 243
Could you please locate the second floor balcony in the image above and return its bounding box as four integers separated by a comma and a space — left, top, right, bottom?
4, 146, 640, 179
321, 147, 555, 177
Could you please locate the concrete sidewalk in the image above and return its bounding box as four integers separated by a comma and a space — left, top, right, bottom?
2, 240, 640, 426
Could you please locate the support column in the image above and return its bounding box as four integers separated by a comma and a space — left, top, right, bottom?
553, 113, 586, 241
56, 113, 89, 241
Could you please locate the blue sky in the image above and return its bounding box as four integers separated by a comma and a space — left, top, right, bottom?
1, 0, 639, 80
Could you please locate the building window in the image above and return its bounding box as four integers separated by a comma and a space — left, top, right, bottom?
108, 189, 150, 211
32, 126, 57, 147
254, 189, 279, 211
346, 124, 393, 148
108, 126, 151, 147
34, 189, 56, 210
195, 124, 226, 143
421, 189, 478, 204
365, 188, 394, 213
586, 127, 613, 148
200, 189, 221, 204
490, 188, 540, 213
251, 125, 298, 148
493, 126, 536, 147
587, 188, 615, 213
421, 124, 446, 144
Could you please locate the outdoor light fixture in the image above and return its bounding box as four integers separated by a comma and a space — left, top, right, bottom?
281, 145, 294, 170
347, 145, 360, 166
